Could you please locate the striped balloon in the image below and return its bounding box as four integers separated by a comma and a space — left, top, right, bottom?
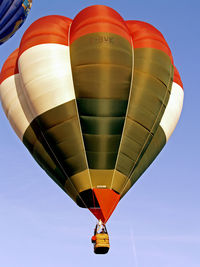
0, 5, 183, 223
0, 0, 32, 45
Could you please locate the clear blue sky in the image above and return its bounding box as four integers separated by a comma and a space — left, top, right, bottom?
0, 1, 200, 266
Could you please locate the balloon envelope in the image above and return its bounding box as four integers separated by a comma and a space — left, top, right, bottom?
0, 0, 32, 45
0, 5, 183, 223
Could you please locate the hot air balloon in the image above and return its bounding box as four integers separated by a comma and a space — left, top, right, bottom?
0, 5, 183, 254
0, 0, 32, 45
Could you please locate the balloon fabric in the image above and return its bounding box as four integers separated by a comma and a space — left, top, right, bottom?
0, 5, 183, 223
